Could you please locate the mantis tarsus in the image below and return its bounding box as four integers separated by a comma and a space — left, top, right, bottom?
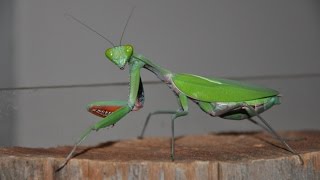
57, 9, 303, 170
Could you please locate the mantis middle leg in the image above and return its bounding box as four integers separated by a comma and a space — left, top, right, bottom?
138, 110, 177, 139
170, 93, 189, 160
138, 93, 188, 160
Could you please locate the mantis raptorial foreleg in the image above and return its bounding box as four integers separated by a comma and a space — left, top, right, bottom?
57, 102, 131, 171
58, 59, 144, 171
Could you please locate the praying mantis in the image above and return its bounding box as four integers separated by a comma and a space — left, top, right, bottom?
58, 9, 303, 170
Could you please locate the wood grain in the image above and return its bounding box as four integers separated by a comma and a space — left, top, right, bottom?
0, 131, 319, 180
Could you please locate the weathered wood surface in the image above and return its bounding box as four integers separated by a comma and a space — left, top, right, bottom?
0, 131, 319, 180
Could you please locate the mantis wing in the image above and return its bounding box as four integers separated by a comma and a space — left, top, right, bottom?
172, 73, 279, 102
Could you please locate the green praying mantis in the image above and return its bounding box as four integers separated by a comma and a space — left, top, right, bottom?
58, 9, 303, 170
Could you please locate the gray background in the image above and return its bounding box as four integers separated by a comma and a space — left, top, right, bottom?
0, 0, 319, 147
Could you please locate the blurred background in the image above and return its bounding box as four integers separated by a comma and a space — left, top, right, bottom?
0, 0, 319, 147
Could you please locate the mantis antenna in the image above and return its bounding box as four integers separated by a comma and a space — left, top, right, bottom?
65, 13, 116, 47
119, 6, 135, 45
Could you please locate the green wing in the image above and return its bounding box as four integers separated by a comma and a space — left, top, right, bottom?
172, 73, 279, 102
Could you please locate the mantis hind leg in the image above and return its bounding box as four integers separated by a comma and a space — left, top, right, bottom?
247, 118, 303, 141
244, 105, 304, 165
248, 118, 275, 135
197, 101, 303, 164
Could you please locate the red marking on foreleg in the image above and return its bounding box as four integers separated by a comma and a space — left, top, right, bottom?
88, 105, 122, 118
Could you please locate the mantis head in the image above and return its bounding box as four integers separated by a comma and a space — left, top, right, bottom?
65, 8, 135, 70
105, 45, 133, 70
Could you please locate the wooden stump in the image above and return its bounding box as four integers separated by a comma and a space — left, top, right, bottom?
0, 131, 319, 180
